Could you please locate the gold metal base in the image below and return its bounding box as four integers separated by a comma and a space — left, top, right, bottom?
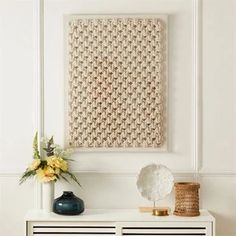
152, 208, 169, 216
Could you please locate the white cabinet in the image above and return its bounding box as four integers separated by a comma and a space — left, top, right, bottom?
25, 209, 215, 236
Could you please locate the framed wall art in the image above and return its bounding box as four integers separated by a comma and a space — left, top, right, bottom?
65, 15, 168, 151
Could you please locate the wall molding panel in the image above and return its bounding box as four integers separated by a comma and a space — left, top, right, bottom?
2, 171, 236, 178
33, 0, 45, 210
191, 0, 202, 174
41, 0, 200, 174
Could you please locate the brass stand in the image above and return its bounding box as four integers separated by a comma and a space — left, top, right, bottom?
139, 207, 169, 216
152, 208, 169, 216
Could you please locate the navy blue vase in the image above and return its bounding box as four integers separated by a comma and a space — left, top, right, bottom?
53, 191, 84, 215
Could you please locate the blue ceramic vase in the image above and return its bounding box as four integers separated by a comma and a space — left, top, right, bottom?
53, 191, 84, 215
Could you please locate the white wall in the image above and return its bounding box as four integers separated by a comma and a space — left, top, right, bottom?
0, 0, 35, 234
0, 0, 235, 236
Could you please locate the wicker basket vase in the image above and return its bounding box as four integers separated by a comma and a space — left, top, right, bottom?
174, 182, 200, 217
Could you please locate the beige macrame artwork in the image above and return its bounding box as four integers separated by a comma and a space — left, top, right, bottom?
66, 16, 167, 149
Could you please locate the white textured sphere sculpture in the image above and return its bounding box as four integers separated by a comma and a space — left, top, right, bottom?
137, 163, 174, 201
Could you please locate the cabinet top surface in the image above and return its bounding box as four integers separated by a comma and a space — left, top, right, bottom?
25, 209, 215, 222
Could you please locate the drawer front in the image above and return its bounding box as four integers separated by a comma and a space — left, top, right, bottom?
30, 222, 116, 235
120, 222, 212, 236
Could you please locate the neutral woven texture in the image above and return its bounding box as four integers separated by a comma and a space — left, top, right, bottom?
67, 17, 167, 148
174, 182, 200, 217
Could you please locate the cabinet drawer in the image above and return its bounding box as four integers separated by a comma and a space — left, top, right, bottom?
31, 223, 116, 235
120, 222, 212, 236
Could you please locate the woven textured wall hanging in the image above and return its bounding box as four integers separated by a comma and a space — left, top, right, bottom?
66, 15, 168, 149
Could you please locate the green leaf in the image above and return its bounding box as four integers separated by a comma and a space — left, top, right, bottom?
62, 158, 74, 162
44, 136, 55, 157
33, 132, 40, 159
48, 136, 54, 146
62, 170, 81, 187
60, 174, 70, 183
19, 170, 36, 185
40, 160, 47, 168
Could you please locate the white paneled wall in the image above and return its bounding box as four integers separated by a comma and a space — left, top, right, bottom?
200, 176, 236, 236
202, 0, 236, 172
0, 0, 34, 173
0, 1, 35, 235
44, 0, 194, 172
0, 175, 34, 235
0, 0, 236, 236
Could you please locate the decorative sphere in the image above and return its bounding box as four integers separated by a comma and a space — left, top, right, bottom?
137, 163, 174, 202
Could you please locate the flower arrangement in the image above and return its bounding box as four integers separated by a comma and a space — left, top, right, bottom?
20, 133, 80, 186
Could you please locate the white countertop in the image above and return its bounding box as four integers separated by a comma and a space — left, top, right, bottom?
25, 209, 215, 222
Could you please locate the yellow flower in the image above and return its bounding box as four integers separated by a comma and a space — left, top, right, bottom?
36, 166, 57, 182
46, 156, 68, 172
60, 160, 68, 172
29, 159, 41, 171
54, 168, 61, 175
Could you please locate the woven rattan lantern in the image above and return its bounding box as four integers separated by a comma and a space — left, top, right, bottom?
174, 182, 200, 217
